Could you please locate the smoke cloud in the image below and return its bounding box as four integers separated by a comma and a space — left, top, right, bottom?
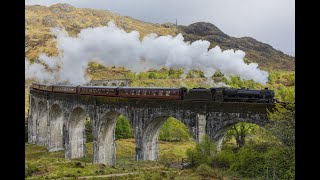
25, 21, 269, 85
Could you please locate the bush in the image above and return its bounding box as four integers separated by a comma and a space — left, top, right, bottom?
25, 162, 40, 177
213, 150, 235, 168
213, 71, 223, 77
168, 68, 184, 78
186, 135, 217, 167
265, 148, 295, 179
186, 69, 205, 78
196, 164, 215, 177
148, 72, 156, 79
230, 145, 267, 178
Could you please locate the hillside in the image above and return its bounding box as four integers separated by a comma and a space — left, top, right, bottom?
25, 4, 177, 60
178, 22, 294, 71
25, 3, 294, 71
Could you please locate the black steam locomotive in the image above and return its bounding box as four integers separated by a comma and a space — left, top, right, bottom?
184, 87, 275, 103
31, 83, 275, 103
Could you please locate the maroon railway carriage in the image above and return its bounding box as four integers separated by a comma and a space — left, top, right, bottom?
52, 85, 78, 94
30, 83, 53, 92
39, 84, 53, 91
118, 87, 186, 100
30, 83, 188, 100
78, 86, 118, 96
30, 83, 40, 90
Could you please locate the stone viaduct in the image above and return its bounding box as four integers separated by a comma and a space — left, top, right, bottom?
27, 88, 275, 165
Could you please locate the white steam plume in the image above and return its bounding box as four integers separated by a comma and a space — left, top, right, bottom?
25, 21, 269, 85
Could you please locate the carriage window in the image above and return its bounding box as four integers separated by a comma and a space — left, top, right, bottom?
159, 91, 163, 96
143, 90, 147, 95
165, 91, 170, 96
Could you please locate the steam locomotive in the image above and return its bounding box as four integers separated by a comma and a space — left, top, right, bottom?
30, 83, 275, 103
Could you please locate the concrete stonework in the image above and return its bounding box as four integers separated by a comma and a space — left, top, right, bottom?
196, 114, 206, 143
48, 104, 64, 152
28, 89, 274, 165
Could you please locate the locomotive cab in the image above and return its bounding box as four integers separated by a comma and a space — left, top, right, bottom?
179, 87, 188, 99
184, 87, 212, 101
210, 87, 224, 102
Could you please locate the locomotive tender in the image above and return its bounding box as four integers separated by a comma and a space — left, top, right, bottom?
30, 83, 275, 103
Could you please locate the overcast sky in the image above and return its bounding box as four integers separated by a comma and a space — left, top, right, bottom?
26, 0, 295, 56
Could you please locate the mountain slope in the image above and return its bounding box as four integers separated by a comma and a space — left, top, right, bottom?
178, 22, 294, 71
25, 4, 294, 71
25, 4, 177, 60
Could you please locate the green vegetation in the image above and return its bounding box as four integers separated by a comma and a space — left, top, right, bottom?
85, 117, 93, 143
159, 117, 190, 142
115, 115, 133, 139
186, 135, 217, 167
25, 140, 198, 179
222, 71, 295, 102
186, 69, 205, 78
184, 103, 295, 179
114, 115, 191, 141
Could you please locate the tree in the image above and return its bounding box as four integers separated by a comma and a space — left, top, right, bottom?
85, 116, 93, 142
267, 103, 295, 154
115, 115, 133, 139
159, 119, 173, 141
264, 103, 295, 179
225, 122, 256, 148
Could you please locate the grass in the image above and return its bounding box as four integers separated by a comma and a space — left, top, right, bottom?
25, 139, 199, 179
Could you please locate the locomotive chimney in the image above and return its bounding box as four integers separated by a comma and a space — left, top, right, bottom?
265, 88, 268, 90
